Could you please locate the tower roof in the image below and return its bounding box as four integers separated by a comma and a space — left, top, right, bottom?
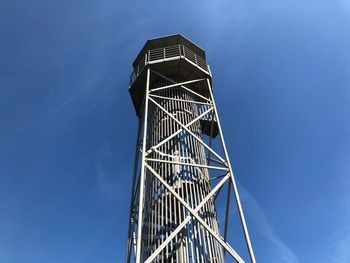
132, 34, 206, 69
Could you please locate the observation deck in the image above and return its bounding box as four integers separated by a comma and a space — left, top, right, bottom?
129, 43, 211, 86
129, 34, 212, 117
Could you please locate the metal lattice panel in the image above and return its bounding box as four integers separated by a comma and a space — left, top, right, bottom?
126, 35, 255, 263
141, 83, 224, 262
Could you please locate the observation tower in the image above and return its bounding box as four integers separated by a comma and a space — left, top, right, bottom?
126, 34, 255, 263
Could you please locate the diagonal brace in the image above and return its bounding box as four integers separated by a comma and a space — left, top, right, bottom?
145, 105, 213, 156
150, 69, 212, 103
149, 97, 227, 164
150, 78, 206, 93
145, 164, 244, 263
143, 163, 229, 263
145, 158, 229, 171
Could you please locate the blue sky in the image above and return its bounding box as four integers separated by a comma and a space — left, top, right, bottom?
1, 0, 349, 262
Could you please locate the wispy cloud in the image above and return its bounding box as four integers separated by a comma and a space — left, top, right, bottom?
339, 0, 350, 12
328, 159, 350, 263
236, 185, 300, 263
35, 89, 91, 121
332, 233, 350, 263
95, 141, 127, 199
31, 66, 117, 125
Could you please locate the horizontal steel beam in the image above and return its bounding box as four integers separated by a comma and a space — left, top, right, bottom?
150, 78, 206, 93
150, 69, 212, 102
145, 158, 229, 171
149, 94, 212, 106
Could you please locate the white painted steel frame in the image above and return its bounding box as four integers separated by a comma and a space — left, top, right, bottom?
206, 79, 256, 263
126, 67, 256, 263
145, 165, 244, 263
135, 67, 151, 263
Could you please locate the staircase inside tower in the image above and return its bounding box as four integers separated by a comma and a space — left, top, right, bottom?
141, 80, 225, 263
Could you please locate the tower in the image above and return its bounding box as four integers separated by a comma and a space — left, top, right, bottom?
126, 34, 255, 263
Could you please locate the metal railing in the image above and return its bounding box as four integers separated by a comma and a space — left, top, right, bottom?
130, 45, 209, 85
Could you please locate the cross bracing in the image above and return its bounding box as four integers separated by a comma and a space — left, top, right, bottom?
126, 67, 256, 263
126, 35, 255, 263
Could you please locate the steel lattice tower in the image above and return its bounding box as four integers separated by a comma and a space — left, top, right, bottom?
126, 34, 255, 263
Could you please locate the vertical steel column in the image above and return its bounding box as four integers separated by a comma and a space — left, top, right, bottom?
126, 116, 142, 263
135, 67, 151, 263
206, 78, 256, 263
